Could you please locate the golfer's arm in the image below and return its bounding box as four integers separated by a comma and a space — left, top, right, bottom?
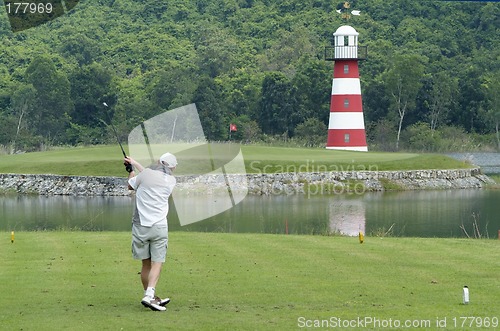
133, 163, 144, 172
125, 157, 144, 173
127, 171, 136, 190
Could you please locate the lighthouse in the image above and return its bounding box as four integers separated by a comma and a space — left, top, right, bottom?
325, 25, 368, 151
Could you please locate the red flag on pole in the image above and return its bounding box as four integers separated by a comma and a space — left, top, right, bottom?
229, 123, 237, 132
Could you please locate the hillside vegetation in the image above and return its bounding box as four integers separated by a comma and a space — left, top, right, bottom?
0, 0, 499, 152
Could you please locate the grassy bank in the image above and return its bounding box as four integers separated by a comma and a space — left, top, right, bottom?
1, 232, 498, 330
0, 145, 472, 177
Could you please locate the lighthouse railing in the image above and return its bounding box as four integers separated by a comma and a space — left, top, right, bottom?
324, 46, 367, 61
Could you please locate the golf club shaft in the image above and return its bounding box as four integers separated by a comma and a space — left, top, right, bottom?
109, 121, 127, 158
140, 123, 154, 164
103, 103, 127, 158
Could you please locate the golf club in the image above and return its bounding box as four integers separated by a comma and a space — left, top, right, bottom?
140, 122, 155, 165
102, 102, 132, 172
102, 102, 127, 158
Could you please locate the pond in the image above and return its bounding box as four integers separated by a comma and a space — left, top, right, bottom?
2, 189, 499, 238
448, 152, 500, 174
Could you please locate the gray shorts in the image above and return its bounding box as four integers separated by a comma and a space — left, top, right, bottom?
131, 222, 168, 263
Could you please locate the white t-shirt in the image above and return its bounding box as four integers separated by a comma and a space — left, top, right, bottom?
128, 167, 176, 227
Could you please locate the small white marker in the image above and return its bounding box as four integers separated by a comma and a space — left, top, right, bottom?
463, 286, 469, 304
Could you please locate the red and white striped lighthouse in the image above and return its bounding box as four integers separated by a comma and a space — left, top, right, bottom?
326, 25, 367, 151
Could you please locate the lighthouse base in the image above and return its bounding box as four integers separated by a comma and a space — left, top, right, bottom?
326, 146, 368, 152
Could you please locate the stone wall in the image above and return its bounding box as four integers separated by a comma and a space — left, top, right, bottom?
245, 168, 493, 195
0, 168, 493, 196
0, 174, 129, 196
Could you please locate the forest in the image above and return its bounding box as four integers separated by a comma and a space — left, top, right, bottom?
0, 0, 499, 153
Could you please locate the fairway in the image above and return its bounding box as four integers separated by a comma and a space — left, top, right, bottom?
0, 145, 471, 177
1, 232, 498, 330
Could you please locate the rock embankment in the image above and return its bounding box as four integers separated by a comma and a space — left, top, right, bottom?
0, 168, 493, 196
0, 174, 129, 196
245, 168, 493, 195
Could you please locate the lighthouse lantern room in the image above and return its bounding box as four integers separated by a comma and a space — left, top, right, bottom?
325, 25, 368, 151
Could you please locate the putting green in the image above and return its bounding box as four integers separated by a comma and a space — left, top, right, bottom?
242, 145, 418, 162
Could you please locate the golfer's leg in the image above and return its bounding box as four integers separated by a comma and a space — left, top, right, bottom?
147, 261, 163, 289
145, 224, 167, 293
141, 258, 151, 290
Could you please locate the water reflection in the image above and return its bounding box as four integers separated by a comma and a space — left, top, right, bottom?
1, 189, 499, 238
363, 190, 490, 237
1, 195, 132, 231
329, 199, 365, 236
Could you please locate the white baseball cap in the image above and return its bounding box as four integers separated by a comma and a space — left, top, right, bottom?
159, 152, 178, 168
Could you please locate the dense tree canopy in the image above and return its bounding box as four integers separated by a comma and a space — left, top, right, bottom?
0, 0, 499, 151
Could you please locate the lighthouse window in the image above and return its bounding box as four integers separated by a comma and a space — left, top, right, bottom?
344, 133, 350, 143
344, 64, 349, 74
344, 99, 349, 108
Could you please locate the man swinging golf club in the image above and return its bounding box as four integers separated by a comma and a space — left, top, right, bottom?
124, 152, 177, 311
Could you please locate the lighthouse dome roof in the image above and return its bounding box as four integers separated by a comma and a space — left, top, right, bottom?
334, 25, 359, 36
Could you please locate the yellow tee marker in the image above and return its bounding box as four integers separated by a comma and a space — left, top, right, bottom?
358, 231, 364, 244
11, 231, 14, 243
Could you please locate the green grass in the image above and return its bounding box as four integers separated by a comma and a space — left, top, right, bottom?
486, 174, 500, 185
0, 146, 126, 177
0, 145, 472, 177
1, 232, 498, 330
